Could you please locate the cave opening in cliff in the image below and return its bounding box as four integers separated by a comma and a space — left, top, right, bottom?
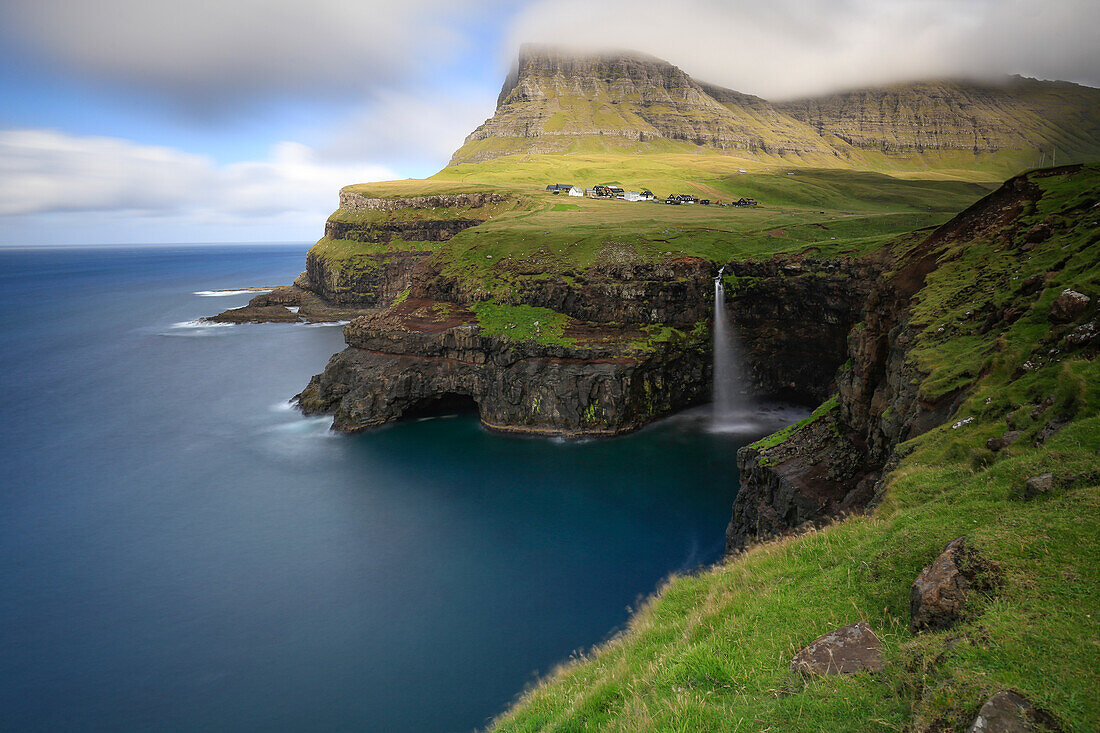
402, 393, 480, 420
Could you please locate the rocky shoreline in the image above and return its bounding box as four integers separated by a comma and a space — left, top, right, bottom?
206, 168, 1095, 563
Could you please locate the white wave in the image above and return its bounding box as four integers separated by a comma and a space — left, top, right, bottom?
193, 288, 274, 297
271, 400, 296, 412
267, 416, 336, 437
303, 320, 350, 328
171, 319, 235, 329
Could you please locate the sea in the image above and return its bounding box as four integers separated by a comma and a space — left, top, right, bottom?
0, 244, 802, 732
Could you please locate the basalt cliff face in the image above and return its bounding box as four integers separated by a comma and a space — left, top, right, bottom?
292, 246, 875, 435
725, 167, 1086, 552
450, 45, 1100, 167
295, 299, 710, 436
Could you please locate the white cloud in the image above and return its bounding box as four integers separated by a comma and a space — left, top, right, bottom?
506, 0, 1100, 99
0, 0, 506, 107
0, 129, 395, 227
319, 88, 499, 169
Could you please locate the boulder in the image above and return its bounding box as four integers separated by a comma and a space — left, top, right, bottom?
204, 304, 301, 324
1065, 321, 1097, 347
789, 621, 885, 675
1023, 222, 1051, 244
910, 537, 989, 633
1023, 473, 1054, 497
1048, 289, 1090, 323
967, 690, 1062, 732
986, 430, 1022, 452
1017, 273, 1045, 296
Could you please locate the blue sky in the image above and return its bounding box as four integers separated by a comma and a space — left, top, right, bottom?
0, 0, 1096, 246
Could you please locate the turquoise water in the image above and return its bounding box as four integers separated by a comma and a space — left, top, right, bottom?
0, 245, 801, 731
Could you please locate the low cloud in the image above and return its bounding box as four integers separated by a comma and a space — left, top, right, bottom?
507, 0, 1100, 99
0, 129, 394, 234
0, 0, 506, 109
318, 88, 499, 170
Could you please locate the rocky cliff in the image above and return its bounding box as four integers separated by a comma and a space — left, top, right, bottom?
777, 77, 1100, 158
295, 298, 710, 436
726, 164, 1094, 552
452, 45, 835, 163
292, 241, 876, 436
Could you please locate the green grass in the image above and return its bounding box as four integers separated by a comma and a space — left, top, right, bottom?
749, 395, 839, 452
489, 166, 1100, 732
470, 301, 575, 346
314, 156, 996, 303
427, 183, 984, 300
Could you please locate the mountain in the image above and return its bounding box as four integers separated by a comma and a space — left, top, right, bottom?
777, 76, 1100, 158
449, 45, 1100, 174
451, 45, 835, 164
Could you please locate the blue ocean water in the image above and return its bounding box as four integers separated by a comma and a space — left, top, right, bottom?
0, 245, 797, 732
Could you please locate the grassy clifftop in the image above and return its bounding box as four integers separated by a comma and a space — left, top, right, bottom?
490, 166, 1100, 731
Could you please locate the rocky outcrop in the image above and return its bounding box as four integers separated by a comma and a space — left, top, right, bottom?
726, 407, 875, 548
1048, 289, 1090, 322
789, 621, 885, 676
295, 299, 709, 435
778, 77, 1100, 159
338, 191, 506, 213
204, 284, 380, 324
324, 219, 484, 244
910, 537, 996, 633
452, 45, 836, 164
425, 255, 874, 406
726, 172, 1051, 553
305, 248, 430, 306
967, 691, 1063, 733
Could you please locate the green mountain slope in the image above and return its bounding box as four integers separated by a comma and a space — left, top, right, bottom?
449, 46, 1100, 180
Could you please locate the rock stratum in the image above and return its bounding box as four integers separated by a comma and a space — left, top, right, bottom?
726, 164, 1099, 551
289, 249, 871, 436
450, 45, 1100, 168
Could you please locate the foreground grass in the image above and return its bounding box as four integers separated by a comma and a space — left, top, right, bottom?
491, 167, 1100, 731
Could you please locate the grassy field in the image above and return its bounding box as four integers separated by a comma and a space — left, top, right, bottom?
309, 163, 996, 307
442, 145, 1046, 187
488, 166, 1100, 731
427, 169, 989, 299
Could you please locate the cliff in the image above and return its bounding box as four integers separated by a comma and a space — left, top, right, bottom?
294, 250, 875, 435
452, 45, 834, 164
295, 298, 710, 436
726, 163, 1100, 551
778, 77, 1100, 158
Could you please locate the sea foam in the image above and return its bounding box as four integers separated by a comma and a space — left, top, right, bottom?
193, 288, 273, 297
171, 319, 235, 329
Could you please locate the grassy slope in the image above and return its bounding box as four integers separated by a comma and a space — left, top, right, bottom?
448, 134, 1060, 184
490, 166, 1100, 731
422, 164, 990, 299
309, 160, 993, 311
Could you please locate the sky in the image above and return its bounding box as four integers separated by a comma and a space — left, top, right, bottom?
0, 0, 1097, 246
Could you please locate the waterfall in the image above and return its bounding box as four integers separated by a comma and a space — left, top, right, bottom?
712, 267, 750, 430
